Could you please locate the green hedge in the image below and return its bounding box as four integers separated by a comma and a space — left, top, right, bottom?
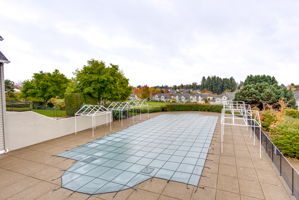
165, 103, 223, 112
139, 106, 167, 113
6, 107, 31, 112
65, 93, 84, 116
285, 109, 299, 119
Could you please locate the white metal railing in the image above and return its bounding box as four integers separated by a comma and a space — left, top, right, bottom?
107, 100, 149, 126
75, 105, 112, 137
221, 101, 263, 158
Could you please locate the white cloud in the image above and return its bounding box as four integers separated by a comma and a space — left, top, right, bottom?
1, 0, 299, 86
0, 0, 42, 23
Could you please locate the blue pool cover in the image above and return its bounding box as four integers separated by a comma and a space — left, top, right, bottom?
57, 114, 218, 194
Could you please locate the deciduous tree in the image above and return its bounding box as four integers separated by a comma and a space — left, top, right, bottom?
21, 69, 69, 103
75, 60, 132, 103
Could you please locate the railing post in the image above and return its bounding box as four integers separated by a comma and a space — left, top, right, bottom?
292, 168, 294, 195
279, 153, 282, 176
266, 138, 269, 155
271, 143, 274, 161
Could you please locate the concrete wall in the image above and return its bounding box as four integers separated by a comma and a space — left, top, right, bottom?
5, 111, 112, 151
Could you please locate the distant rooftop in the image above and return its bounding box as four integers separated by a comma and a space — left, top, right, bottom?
0, 51, 9, 64
0, 35, 10, 63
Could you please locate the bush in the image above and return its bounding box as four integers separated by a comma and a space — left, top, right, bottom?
49, 98, 65, 110
32, 100, 45, 109
270, 117, 299, 158
139, 106, 167, 113
260, 110, 278, 131
6, 100, 31, 112
112, 110, 129, 120
65, 93, 84, 116
165, 103, 222, 112
285, 109, 299, 119
6, 102, 31, 108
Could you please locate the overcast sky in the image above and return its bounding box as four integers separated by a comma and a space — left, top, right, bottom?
0, 0, 299, 86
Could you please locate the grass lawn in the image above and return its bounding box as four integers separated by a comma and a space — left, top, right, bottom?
146, 101, 170, 107
6, 107, 31, 112
33, 109, 67, 117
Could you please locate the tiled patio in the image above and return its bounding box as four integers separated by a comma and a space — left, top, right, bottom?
0, 112, 294, 200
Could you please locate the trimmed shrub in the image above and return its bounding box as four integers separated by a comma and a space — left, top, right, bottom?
270, 117, 299, 158
6, 100, 31, 111
32, 100, 45, 109
260, 110, 278, 131
112, 110, 129, 120
65, 93, 84, 116
139, 106, 167, 113
165, 103, 222, 112
6, 107, 31, 112
285, 109, 299, 119
6, 102, 31, 108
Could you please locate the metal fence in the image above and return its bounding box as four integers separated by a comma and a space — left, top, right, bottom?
251, 120, 298, 199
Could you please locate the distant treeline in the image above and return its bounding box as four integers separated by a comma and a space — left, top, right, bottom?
150, 76, 238, 94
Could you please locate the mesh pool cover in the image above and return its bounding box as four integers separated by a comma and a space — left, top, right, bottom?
58, 114, 218, 194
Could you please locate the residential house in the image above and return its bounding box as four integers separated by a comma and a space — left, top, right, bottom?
150, 91, 235, 104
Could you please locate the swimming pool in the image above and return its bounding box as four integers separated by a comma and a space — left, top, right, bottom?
58, 113, 218, 194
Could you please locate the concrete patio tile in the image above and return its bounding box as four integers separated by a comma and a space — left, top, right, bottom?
1, 158, 46, 176
127, 189, 159, 200
0, 168, 26, 188
255, 169, 281, 186
36, 187, 73, 200
199, 172, 218, 188
222, 147, 235, 157
208, 146, 221, 155
260, 183, 291, 200
219, 156, 236, 166
207, 154, 220, 163
219, 164, 237, 177
162, 181, 194, 200
235, 158, 254, 168
234, 145, 248, 151
159, 195, 179, 200
217, 175, 239, 193
65, 192, 90, 200
7, 181, 57, 200
0, 177, 41, 199
216, 190, 240, 200
94, 188, 134, 200
241, 196, 262, 200
238, 179, 264, 200
235, 150, 251, 158
28, 143, 54, 152
32, 165, 63, 185
202, 160, 219, 174
137, 178, 168, 194
55, 159, 76, 170
191, 186, 216, 200
14, 149, 54, 163
236, 166, 258, 181
251, 159, 272, 170
84, 197, 102, 200
44, 146, 69, 155
42, 155, 68, 166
